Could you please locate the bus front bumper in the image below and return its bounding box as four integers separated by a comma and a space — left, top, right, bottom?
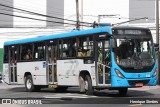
111, 76, 157, 87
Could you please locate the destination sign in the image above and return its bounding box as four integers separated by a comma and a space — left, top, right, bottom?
113, 29, 150, 35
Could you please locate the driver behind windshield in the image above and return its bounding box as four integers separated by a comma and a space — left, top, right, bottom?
116, 40, 134, 59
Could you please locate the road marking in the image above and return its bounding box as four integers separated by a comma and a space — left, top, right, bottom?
0, 92, 26, 97
44, 93, 97, 99
129, 104, 143, 106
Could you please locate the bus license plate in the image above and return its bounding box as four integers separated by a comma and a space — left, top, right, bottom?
135, 83, 143, 87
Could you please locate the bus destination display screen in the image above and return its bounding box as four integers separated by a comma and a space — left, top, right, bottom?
113, 29, 150, 35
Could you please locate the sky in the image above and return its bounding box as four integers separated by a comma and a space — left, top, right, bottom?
0, 0, 156, 47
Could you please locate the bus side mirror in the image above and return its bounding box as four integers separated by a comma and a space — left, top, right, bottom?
154, 43, 159, 51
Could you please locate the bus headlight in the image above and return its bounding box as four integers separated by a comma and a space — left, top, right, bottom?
152, 68, 158, 77
115, 69, 125, 78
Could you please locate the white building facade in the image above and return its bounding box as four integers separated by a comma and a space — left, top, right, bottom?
0, 0, 158, 48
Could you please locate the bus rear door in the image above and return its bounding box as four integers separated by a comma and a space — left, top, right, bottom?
9, 45, 18, 84
46, 41, 57, 85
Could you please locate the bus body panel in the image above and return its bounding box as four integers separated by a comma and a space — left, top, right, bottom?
111, 75, 157, 87
110, 52, 157, 87
57, 59, 96, 86
17, 61, 47, 85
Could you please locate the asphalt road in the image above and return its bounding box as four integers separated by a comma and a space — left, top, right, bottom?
0, 83, 160, 107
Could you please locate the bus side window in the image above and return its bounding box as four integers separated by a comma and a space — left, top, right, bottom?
104, 41, 110, 65
61, 38, 76, 58
33, 42, 45, 60
78, 36, 93, 57
4, 46, 9, 63
21, 44, 33, 61
58, 40, 63, 59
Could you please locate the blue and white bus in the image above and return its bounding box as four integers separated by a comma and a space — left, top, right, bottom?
3, 26, 158, 95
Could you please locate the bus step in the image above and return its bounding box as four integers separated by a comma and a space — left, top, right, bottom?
48, 84, 58, 88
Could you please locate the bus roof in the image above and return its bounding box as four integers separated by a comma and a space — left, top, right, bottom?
4, 26, 112, 46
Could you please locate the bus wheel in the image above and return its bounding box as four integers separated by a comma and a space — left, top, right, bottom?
79, 75, 85, 92
118, 88, 128, 96
84, 75, 93, 95
25, 75, 35, 92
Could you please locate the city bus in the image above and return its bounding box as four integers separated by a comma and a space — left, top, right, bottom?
3, 26, 158, 95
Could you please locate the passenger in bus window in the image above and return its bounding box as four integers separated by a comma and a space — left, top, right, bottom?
10, 57, 13, 65
25, 49, 32, 60
78, 47, 84, 57
69, 42, 76, 57
49, 55, 52, 63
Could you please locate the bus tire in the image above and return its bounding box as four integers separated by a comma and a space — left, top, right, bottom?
25, 75, 35, 92
84, 75, 93, 95
79, 75, 85, 92
118, 88, 128, 95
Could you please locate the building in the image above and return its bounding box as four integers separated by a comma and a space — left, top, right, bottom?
0, 0, 158, 48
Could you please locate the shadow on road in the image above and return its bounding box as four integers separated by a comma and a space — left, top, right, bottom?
7, 86, 155, 98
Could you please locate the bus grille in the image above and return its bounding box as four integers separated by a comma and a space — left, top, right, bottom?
122, 68, 152, 73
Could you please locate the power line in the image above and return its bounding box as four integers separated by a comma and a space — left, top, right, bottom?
0, 12, 91, 27
113, 17, 148, 26
0, 0, 74, 17
0, 3, 92, 25
0, 12, 72, 25
1, 3, 156, 28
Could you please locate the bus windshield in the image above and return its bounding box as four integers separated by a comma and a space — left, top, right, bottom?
114, 36, 154, 71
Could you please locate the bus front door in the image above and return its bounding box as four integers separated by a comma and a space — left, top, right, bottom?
9, 46, 18, 84
96, 40, 111, 86
46, 44, 57, 84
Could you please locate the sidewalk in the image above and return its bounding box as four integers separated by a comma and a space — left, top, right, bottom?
0, 83, 24, 89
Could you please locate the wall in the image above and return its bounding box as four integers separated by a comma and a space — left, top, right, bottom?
0, 0, 14, 28
129, 0, 155, 24
47, 0, 64, 28
14, 0, 46, 27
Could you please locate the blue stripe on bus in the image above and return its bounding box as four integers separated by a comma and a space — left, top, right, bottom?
4, 27, 112, 46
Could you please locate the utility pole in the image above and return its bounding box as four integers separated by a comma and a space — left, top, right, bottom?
156, 0, 159, 85
80, 0, 83, 29
76, 0, 80, 30
156, 0, 159, 45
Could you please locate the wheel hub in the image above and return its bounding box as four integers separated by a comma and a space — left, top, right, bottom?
84, 81, 88, 90
26, 79, 32, 89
